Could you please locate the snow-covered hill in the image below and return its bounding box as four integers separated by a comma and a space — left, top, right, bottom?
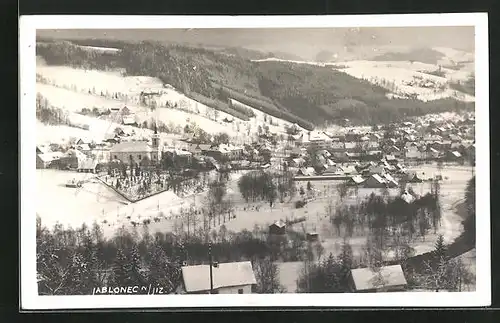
35, 61, 305, 146
253, 47, 475, 103
333, 60, 475, 102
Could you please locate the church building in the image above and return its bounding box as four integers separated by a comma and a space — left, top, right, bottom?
109, 126, 162, 165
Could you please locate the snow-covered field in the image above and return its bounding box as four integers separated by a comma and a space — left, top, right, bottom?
37, 64, 160, 95
36, 169, 203, 237
36, 162, 473, 270
36, 169, 129, 235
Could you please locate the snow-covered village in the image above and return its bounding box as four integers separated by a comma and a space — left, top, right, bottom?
34, 27, 477, 296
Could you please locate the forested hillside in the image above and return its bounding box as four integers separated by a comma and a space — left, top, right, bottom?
36, 39, 474, 128
372, 48, 446, 65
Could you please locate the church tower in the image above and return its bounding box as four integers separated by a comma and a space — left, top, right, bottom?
151, 123, 161, 161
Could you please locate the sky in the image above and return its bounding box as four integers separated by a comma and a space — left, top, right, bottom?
37, 27, 475, 61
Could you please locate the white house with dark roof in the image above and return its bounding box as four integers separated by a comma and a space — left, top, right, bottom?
180, 261, 257, 294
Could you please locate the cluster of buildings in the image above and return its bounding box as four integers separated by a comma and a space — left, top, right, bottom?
292, 154, 414, 189
177, 260, 407, 294
36, 123, 273, 173
287, 116, 475, 165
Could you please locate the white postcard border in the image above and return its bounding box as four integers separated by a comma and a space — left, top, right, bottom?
20, 13, 490, 309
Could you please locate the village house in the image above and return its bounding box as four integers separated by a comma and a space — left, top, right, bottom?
55, 149, 87, 169
121, 106, 131, 115
384, 145, 401, 158
257, 145, 272, 161
225, 144, 244, 160
331, 140, 345, 151
341, 165, 358, 176
204, 145, 229, 162
404, 171, 423, 183
344, 142, 358, 152
36, 151, 65, 169
291, 133, 304, 147
446, 150, 463, 162
269, 220, 287, 235
347, 175, 366, 186
289, 147, 305, 158
366, 139, 380, 150
400, 191, 416, 204
77, 157, 99, 173
203, 144, 244, 162
180, 261, 257, 294
103, 133, 121, 144
297, 167, 316, 176
361, 164, 385, 177
289, 157, 306, 168
364, 174, 389, 188
75, 138, 90, 146
426, 147, 440, 159
404, 142, 423, 160
92, 145, 111, 164
163, 149, 193, 168
369, 133, 383, 142
308, 131, 332, 150
385, 155, 399, 165
122, 115, 138, 126
383, 173, 399, 188
322, 165, 343, 176
188, 143, 212, 156
348, 265, 408, 293
306, 231, 319, 242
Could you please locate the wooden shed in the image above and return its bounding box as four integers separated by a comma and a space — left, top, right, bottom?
269, 220, 286, 235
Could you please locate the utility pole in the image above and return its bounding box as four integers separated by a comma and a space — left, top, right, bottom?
208, 241, 214, 294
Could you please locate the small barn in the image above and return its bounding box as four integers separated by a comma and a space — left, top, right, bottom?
349, 265, 408, 293
269, 220, 286, 235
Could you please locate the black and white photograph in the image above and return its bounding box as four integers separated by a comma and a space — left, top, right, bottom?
20, 14, 490, 309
